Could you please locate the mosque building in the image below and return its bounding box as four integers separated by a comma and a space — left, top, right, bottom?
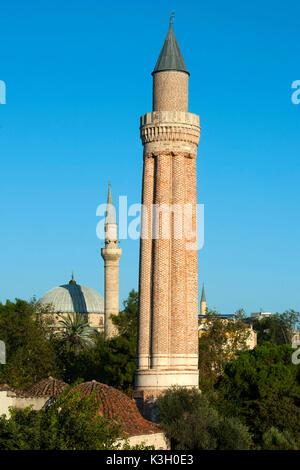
39, 183, 121, 338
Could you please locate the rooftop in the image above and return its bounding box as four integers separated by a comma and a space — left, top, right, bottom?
25, 377, 68, 397
153, 22, 189, 75
39, 278, 104, 314
75, 380, 160, 437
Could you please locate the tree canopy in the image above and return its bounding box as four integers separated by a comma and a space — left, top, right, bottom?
0, 385, 121, 450
156, 386, 253, 450
215, 342, 300, 441
0, 299, 61, 389
251, 310, 300, 345
198, 309, 251, 391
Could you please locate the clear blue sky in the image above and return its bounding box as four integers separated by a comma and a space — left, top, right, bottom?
0, 0, 299, 315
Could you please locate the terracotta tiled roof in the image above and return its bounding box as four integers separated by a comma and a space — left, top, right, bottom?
0, 383, 13, 392
25, 377, 68, 397
75, 380, 160, 437
0, 383, 30, 398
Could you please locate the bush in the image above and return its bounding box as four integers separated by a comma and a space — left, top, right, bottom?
156, 386, 253, 450
216, 342, 300, 440
0, 386, 121, 450
262, 427, 299, 450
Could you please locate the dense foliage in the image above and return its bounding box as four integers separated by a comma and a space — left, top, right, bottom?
58, 313, 96, 353
1, 291, 300, 450
0, 299, 61, 389
156, 386, 253, 450
0, 386, 122, 450
54, 289, 138, 394
251, 310, 300, 345
215, 342, 300, 443
198, 309, 251, 391
0, 291, 138, 394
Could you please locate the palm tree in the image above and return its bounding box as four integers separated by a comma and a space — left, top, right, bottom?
58, 313, 96, 354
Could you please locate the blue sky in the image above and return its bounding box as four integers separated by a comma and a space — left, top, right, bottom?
0, 0, 299, 315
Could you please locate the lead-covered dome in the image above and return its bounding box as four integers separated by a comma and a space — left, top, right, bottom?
39, 276, 104, 314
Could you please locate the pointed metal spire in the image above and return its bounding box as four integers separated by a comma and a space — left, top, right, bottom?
201, 284, 206, 302
152, 17, 189, 75
105, 182, 116, 225
69, 271, 76, 285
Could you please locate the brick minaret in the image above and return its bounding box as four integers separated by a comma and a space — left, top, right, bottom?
101, 183, 122, 338
135, 21, 201, 400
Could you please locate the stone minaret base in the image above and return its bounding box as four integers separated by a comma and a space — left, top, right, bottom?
101, 247, 122, 338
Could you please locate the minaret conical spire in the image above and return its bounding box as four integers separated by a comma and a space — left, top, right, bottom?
201, 284, 206, 302
152, 20, 189, 75
105, 182, 116, 225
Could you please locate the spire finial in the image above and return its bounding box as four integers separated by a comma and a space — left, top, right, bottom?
69, 271, 76, 285
152, 13, 189, 76
170, 11, 175, 27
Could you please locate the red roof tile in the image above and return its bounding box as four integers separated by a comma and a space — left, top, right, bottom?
75, 380, 160, 437
25, 377, 68, 397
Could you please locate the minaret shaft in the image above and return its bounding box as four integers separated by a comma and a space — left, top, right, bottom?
101, 185, 122, 338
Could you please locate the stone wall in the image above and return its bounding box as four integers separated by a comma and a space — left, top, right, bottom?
0, 390, 47, 417
119, 432, 170, 450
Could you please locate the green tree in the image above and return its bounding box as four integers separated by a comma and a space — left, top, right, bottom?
112, 288, 138, 338
100, 289, 138, 394
0, 299, 60, 389
58, 313, 96, 354
252, 310, 300, 345
0, 386, 121, 450
261, 427, 299, 450
156, 386, 253, 450
198, 309, 251, 391
216, 342, 300, 441
54, 289, 138, 394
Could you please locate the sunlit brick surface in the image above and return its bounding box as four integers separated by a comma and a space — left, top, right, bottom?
135, 68, 201, 399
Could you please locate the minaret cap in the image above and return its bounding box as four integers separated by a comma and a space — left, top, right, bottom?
201, 284, 206, 302
105, 182, 117, 225
152, 19, 189, 76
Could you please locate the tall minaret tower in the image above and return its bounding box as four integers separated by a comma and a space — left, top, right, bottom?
101, 183, 122, 338
135, 19, 201, 400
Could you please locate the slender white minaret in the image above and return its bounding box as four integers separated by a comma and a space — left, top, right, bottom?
101, 183, 122, 338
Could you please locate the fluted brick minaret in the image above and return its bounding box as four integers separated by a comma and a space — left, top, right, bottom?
135, 21, 201, 399
101, 183, 122, 338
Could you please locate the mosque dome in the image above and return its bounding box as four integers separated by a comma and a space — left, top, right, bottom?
25, 377, 68, 398
39, 275, 104, 314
